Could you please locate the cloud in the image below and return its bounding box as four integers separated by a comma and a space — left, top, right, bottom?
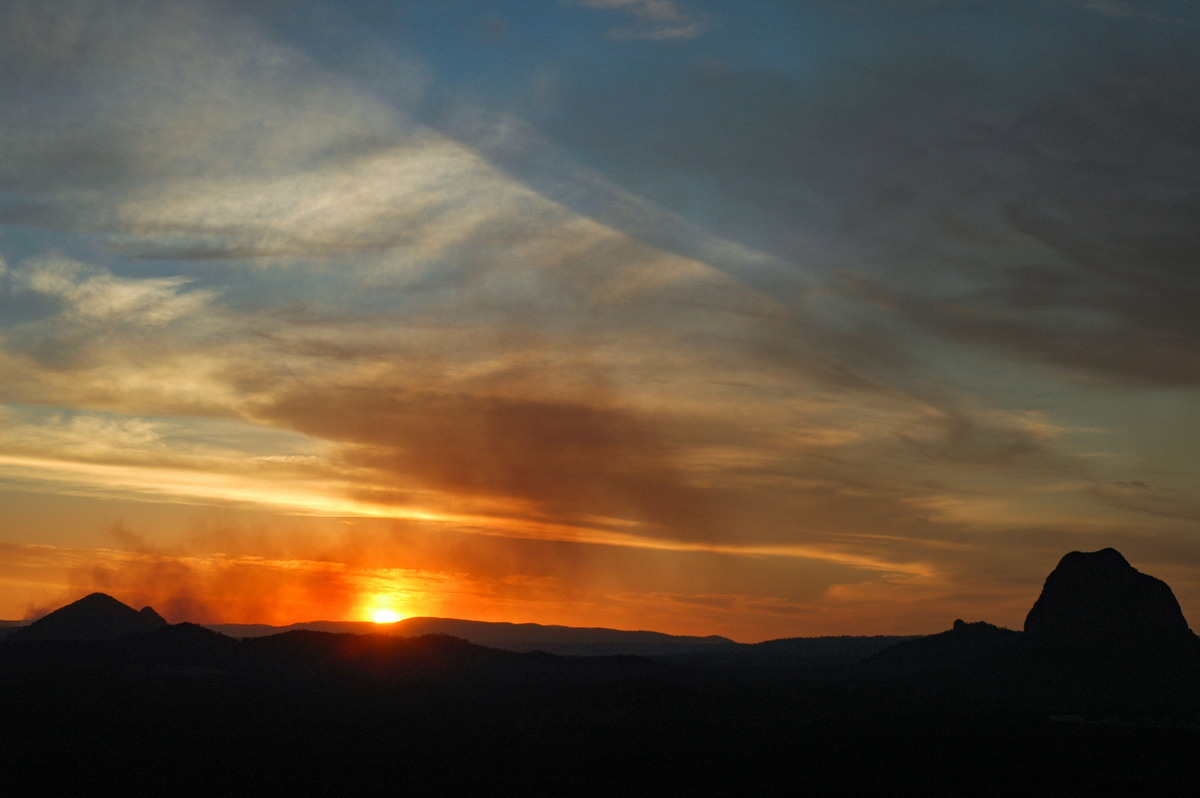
0, 254, 244, 413
0, 409, 163, 461
18, 255, 215, 325
1088, 480, 1200, 524
566, 0, 710, 40
0, 0, 406, 231
110, 138, 520, 260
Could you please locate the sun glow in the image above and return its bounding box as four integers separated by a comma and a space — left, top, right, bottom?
372, 608, 402, 624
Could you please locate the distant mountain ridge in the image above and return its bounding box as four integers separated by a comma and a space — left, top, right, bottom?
209, 617, 738, 657
0, 599, 914, 661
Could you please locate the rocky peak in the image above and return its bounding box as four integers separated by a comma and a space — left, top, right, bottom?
7, 592, 169, 642
1023, 548, 1196, 657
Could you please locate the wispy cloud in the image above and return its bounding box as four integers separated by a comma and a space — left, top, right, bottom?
19, 255, 215, 325
566, 0, 710, 40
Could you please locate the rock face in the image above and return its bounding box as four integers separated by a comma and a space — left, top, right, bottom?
7, 592, 168, 642
1023, 548, 1196, 657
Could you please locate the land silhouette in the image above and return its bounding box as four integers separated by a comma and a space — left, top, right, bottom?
3, 548, 1199, 794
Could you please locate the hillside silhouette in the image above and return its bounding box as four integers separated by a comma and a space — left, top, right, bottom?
1024, 547, 1198, 660
7, 592, 167, 642
3, 549, 1199, 793
210, 616, 738, 657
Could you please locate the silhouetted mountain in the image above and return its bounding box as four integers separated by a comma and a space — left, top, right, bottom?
139, 605, 168, 626
210, 616, 736, 656
210, 618, 919, 668
1023, 548, 1199, 660
657, 634, 920, 673
233, 629, 678, 692
865, 619, 1020, 675
6, 592, 168, 642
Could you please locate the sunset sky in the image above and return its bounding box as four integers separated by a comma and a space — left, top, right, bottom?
2, 0, 1198, 641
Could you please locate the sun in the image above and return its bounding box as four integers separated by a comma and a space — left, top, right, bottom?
372, 608, 402, 624
361, 589, 410, 624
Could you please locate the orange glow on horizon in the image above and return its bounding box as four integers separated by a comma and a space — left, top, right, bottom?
0, 540, 978, 641
360, 590, 411, 625
372, 608, 402, 624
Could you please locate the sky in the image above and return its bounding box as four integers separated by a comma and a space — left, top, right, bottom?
1, 0, 1198, 641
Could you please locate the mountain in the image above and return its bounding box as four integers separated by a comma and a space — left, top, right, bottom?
6, 592, 168, 642
862, 547, 1200, 676
864, 619, 1020, 675
209, 617, 737, 657
1023, 547, 1198, 659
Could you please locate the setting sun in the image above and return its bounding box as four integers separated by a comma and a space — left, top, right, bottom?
372, 609, 402, 624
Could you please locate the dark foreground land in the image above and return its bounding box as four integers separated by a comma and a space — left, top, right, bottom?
5, 548, 1200, 795
2, 624, 1200, 795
